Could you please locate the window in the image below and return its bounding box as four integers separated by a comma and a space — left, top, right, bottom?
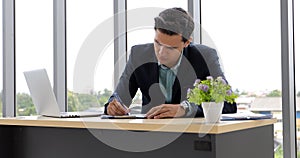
201, 0, 282, 157
15, 0, 53, 116
66, 0, 114, 112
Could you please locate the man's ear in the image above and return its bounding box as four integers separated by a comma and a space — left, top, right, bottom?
184, 37, 192, 47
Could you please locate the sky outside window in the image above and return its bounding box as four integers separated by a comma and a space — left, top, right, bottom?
67, 0, 114, 93
15, 0, 53, 116
66, 0, 114, 111
202, 0, 281, 93
202, 1, 286, 157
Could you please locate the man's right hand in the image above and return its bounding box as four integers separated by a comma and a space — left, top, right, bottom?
107, 99, 129, 116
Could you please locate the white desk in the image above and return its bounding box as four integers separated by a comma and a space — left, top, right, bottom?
0, 116, 276, 158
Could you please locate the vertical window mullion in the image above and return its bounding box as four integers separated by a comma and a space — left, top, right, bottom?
113, 0, 127, 89
2, 0, 16, 117
188, 0, 201, 44
281, 0, 296, 157
53, 0, 67, 112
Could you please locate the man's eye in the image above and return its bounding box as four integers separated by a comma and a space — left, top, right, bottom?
154, 40, 160, 45
166, 47, 176, 50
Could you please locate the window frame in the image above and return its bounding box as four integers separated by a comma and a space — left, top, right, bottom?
2, 0, 15, 117
281, 0, 297, 157
1, 0, 296, 157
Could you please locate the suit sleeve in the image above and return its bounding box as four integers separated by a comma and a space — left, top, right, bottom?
195, 45, 225, 79
104, 47, 139, 114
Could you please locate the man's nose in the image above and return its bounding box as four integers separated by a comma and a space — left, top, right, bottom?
158, 46, 166, 55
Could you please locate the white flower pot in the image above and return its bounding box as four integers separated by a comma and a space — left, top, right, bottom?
202, 102, 224, 123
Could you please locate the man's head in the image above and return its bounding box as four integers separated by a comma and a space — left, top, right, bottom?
154, 7, 194, 43
153, 8, 194, 68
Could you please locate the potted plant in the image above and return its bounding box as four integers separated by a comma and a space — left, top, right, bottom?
187, 76, 238, 123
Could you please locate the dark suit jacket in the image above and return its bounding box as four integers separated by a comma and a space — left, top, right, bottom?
104, 43, 237, 117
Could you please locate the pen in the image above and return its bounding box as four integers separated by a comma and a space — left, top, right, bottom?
113, 92, 129, 115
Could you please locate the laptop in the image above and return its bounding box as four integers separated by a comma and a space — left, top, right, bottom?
23, 69, 102, 118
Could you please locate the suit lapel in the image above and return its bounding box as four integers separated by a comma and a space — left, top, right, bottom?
172, 51, 197, 103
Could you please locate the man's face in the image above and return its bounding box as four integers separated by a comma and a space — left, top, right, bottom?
154, 29, 189, 68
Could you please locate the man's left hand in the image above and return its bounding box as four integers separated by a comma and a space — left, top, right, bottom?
145, 104, 185, 119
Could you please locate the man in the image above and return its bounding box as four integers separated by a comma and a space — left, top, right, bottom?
105, 7, 236, 118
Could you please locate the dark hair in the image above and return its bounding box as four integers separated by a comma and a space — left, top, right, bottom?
154, 7, 194, 43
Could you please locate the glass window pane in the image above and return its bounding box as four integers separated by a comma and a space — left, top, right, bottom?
0, 1, 2, 117
127, 0, 188, 49
15, 0, 53, 116
67, 0, 114, 112
202, 0, 282, 157
295, 0, 300, 156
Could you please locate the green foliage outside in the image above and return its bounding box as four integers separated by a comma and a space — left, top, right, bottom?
274, 145, 283, 158
274, 145, 300, 158
267, 89, 282, 97
97, 89, 113, 106
17, 93, 36, 116
67, 88, 112, 112
297, 91, 300, 97
68, 91, 99, 111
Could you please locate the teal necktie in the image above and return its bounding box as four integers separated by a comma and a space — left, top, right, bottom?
159, 65, 176, 103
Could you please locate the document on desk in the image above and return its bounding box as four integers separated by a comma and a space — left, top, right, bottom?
221, 112, 273, 121
101, 114, 147, 119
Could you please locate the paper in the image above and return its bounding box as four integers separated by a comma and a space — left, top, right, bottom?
221, 111, 273, 120
101, 114, 146, 119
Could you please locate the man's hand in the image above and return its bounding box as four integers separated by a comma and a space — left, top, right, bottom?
107, 99, 129, 116
145, 104, 185, 119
